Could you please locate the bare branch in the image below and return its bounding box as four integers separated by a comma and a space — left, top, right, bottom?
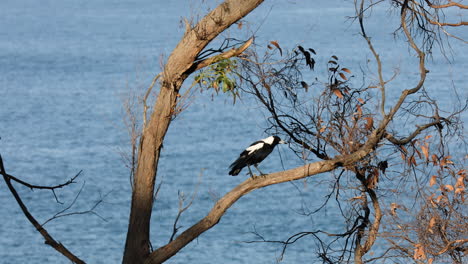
357, 0, 387, 117
385, 120, 444, 145
143, 73, 161, 129
0, 155, 85, 264
145, 125, 387, 264
424, 0, 468, 9
191, 38, 253, 72
6, 170, 81, 191
169, 171, 202, 242
42, 184, 109, 226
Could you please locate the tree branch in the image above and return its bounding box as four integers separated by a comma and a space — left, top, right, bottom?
424, 0, 468, 9
190, 38, 253, 73
145, 126, 386, 264
385, 120, 443, 145
0, 155, 85, 264
358, 0, 387, 117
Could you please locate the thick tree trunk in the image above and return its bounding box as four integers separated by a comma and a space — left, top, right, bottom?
122, 1, 264, 263
122, 87, 178, 264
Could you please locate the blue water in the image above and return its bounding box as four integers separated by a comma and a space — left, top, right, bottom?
0, 1, 466, 263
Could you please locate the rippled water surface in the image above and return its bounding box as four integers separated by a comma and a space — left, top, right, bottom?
0, 0, 466, 263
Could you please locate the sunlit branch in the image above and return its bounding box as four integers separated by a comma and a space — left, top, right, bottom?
358, 0, 387, 117
143, 73, 161, 129
190, 38, 253, 73
424, 0, 468, 9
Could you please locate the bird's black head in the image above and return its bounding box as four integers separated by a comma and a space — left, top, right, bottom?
272, 136, 287, 145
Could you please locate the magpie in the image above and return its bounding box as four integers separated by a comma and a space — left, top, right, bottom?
229, 136, 286, 177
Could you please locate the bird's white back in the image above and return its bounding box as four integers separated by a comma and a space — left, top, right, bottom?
246, 142, 265, 154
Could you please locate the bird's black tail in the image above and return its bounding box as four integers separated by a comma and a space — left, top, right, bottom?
229, 167, 242, 176
228, 157, 246, 176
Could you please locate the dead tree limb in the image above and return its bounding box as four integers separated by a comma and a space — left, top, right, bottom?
0, 155, 85, 264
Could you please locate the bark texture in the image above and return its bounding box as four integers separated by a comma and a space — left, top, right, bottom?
122, 1, 264, 263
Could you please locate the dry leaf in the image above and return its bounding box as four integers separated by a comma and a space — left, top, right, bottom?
331, 55, 338, 60
455, 176, 465, 188
333, 89, 343, 99
339, 72, 347, 80
365, 117, 374, 130
357, 98, 364, 104
428, 217, 436, 233
436, 195, 445, 203
270, 40, 283, 56
444, 184, 454, 192
421, 144, 429, 161
430, 175, 437, 187
356, 105, 362, 118
341, 68, 352, 73
413, 243, 426, 260
415, 148, 422, 159
455, 187, 465, 195
401, 146, 408, 154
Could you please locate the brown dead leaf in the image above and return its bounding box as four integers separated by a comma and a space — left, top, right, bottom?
401, 146, 408, 154
428, 217, 436, 233
413, 243, 426, 260
455, 176, 465, 188
444, 184, 454, 192
421, 144, 429, 161
364, 117, 374, 130
415, 148, 422, 159
339, 72, 347, 80
333, 89, 343, 99
436, 195, 445, 203
341, 68, 351, 74
356, 105, 362, 118
408, 155, 417, 166
455, 187, 465, 195
430, 175, 437, 187
270, 40, 282, 56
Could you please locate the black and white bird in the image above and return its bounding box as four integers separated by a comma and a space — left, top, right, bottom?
229, 136, 286, 177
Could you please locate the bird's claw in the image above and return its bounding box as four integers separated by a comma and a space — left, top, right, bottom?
249, 173, 267, 179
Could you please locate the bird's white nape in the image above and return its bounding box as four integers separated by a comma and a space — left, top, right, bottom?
262, 136, 275, 145
246, 142, 264, 154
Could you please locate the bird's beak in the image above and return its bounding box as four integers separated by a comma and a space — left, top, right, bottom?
279, 140, 287, 144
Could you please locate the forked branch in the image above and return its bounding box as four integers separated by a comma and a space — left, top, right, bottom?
0, 155, 85, 264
